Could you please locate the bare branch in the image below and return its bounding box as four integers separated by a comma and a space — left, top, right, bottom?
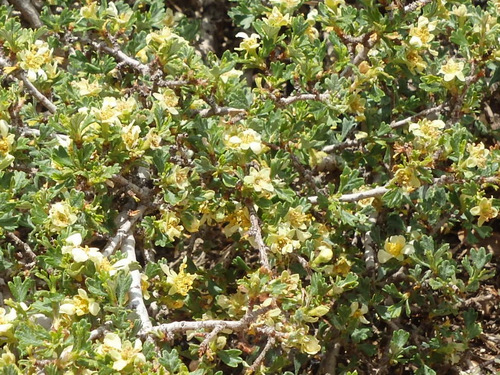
404, 0, 433, 13
245, 201, 271, 271
277, 92, 332, 106
111, 175, 151, 203
89, 321, 113, 340
246, 336, 276, 374
0, 56, 57, 113
390, 104, 446, 129
322, 139, 361, 154
198, 324, 225, 356
196, 106, 247, 118
6, 231, 36, 268
102, 205, 147, 257
122, 230, 153, 335
362, 212, 378, 272
7, 0, 42, 28
150, 306, 270, 339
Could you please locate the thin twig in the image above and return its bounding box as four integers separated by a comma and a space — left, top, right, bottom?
198, 324, 225, 356
245, 336, 276, 374
7, 0, 42, 28
276, 92, 332, 106
196, 106, 247, 118
102, 205, 147, 257
245, 201, 271, 271
362, 212, 378, 272
6, 231, 36, 268
389, 104, 445, 129
122, 230, 153, 335
89, 321, 114, 340
0, 56, 57, 113
150, 306, 270, 339
404, 0, 433, 13
110, 175, 151, 203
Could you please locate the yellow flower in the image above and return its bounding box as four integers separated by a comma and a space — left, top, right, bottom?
267, 224, 301, 254
0, 307, 17, 339
465, 142, 489, 168
0, 120, 15, 171
97, 333, 146, 371
450, 4, 468, 18
235, 32, 261, 55
270, 0, 302, 10
378, 235, 414, 263
121, 124, 141, 151
405, 50, 427, 74
439, 59, 465, 82
300, 335, 321, 355
59, 289, 100, 316
80, 1, 98, 19
153, 89, 179, 115
0, 346, 16, 366
164, 165, 191, 189
220, 68, 243, 83
17, 40, 54, 82
160, 262, 197, 296
243, 167, 274, 193
225, 129, 264, 154
157, 210, 184, 241
409, 119, 445, 149
470, 197, 498, 227
332, 256, 352, 276
264, 7, 291, 27
48, 201, 77, 231
71, 78, 102, 97
409, 16, 437, 48
62, 233, 103, 265
222, 203, 251, 237
350, 302, 370, 324
311, 244, 333, 266
392, 165, 421, 192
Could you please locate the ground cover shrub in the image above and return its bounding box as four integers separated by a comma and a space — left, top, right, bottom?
0, 0, 499, 374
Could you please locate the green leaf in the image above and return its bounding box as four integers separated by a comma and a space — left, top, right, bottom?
8, 275, 34, 302
217, 349, 245, 368
415, 365, 436, 375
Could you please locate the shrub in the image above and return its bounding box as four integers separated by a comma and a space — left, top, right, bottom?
0, 0, 499, 374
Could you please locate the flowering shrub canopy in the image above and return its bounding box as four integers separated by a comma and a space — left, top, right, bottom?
0, 0, 499, 374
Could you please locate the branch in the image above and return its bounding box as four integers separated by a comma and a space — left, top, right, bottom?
196, 106, 247, 118
276, 92, 332, 106
150, 306, 270, 339
0, 56, 57, 113
7, 0, 42, 28
404, 0, 433, 13
102, 205, 147, 257
245, 336, 276, 374
245, 201, 271, 271
389, 104, 445, 129
362, 212, 378, 272
122, 230, 153, 335
111, 175, 151, 203
89, 321, 113, 340
6, 231, 36, 268
198, 323, 225, 356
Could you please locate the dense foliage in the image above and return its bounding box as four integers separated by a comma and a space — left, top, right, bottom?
0, 0, 499, 374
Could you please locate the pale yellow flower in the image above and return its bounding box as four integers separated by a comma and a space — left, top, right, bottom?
59, 289, 100, 316
392, 165, 421, 192
97, 333, 146, 371
450, 4, 468, 17
220, 68, 243, 83
157, 211, 184, 241
121, 124, 141, 151
465, 142, 489, 168
409, 16, 437, 48
80, 1, 98, 19
225, 129, 263, 154
439, 59, 465, 82
270, 0, 302, 10
164, 165, 190, 189
153, 89, 179, 115
405, 50, 427, 74
470, 197, 498, 227
0, 120, 15, 170
350, 302, 370, 324
235, 32, 261, 54
378, 235, 414, 263
17, 40, 54, 81
48, 201, 77, 231
62, 233, 103, 265
72, 78, 102, 97
300, 335, 321, 355
311, 244, 333, 266
264, 7, 291, 27
160, 262, 197, 296
0, 307, 17, 339
243, 167, 274, 193
267, 224, 301, 254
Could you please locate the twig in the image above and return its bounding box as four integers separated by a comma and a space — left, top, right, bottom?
110, 175, 151, 203
318, 339, 341, 375
276, 92, 332, 106
245, 201, 271, 271
6, 231, 36, 268
322, 139, 361, 154
362, 212, 378, 272
340, 33, 377, 78
404, 0, 433, 13
198, 323, 225, 356
89, 321, 113, 340
0, 56, 57, 113
389, 104, 445, 129
150, 306, 270, 339
122, 230, 153, 335
245, 336, 276, 374
7, 0, 42, 28
196, 106, 246, 118
102, 205, 147, 257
